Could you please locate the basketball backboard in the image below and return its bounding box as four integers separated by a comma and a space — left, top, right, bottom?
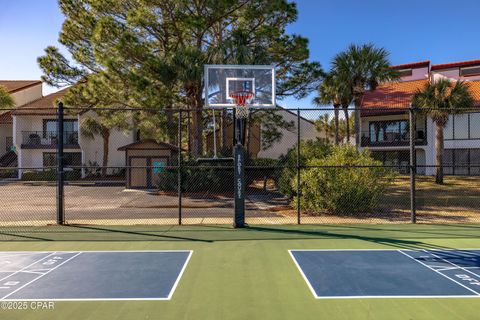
204, 65, 275, 108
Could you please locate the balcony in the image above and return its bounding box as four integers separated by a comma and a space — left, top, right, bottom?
361, 130, 427, 147
21, 131, 80, 149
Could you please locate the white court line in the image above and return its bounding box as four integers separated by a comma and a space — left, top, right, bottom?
0, 250, 193, 253
289, 249, 480, 299
435, 267, 462, 272
1, 250, 194, 301
167, 250, 193, 300
1, 252, 82, 300
288, 249, 479, 252
0, 252, 56, 283
398, 250, 480, 296
0, 252, 49, 259
425, 250, 480, 280
288, 250, 319, 299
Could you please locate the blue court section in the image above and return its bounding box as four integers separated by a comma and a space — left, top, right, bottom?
290, 249, 480, 298
0, 251, 192, 300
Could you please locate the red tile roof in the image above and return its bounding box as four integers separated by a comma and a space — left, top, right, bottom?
431, 59, 480, 70
391, 61, 430, 70
361, 79, 428, 115
11, 88, 69, 116
0, 111, 12, 124
465, 81, 480, 105
0, 80, 42, 93
361, 79, 480, 116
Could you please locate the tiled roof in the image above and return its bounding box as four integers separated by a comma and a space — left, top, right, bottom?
391, 61, 430, 69
0, 111, 12, 124
361, 79, 428, 115
361, 79, 480, 116
0, 80, 42, 93
118, 139, 180, 151
465, 81, 480, 105
11, 88, 69, 115
431, 59, 480, 70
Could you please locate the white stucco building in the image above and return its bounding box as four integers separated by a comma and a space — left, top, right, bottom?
0, 81, 134, 178
360, 59, 480, 176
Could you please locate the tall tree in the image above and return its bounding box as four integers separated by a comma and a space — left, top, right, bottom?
313, 73, 352, 144
314, 75, 341, 144
332, 44, 399, 148
315, 114, 335, 143
38, 0, 323, 156
413, 79, 474, 184
0, 87, 14, 109
80, 111, 130, 177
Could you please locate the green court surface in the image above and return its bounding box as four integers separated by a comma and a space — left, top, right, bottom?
1, 224, 480, 320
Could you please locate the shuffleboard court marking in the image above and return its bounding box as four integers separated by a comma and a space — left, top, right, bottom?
397, 250, 480, 296
1, 252, 82, 300
0, 250, 193, 301
289, 249, 480, 299
0, 252, 56, 283
424, 250, 480, 280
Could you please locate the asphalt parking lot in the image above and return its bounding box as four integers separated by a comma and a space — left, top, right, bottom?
0, 182, 288, 225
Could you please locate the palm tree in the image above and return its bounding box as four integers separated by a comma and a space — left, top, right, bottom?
81, 112, 129, 177
0, 87, 14, 109
314, 74, 341, 145
332, 44, 399, 148
340, 87, 353, 143
315, 114, 335, 143
315, 72, 354, 144
413, 79, 474, 184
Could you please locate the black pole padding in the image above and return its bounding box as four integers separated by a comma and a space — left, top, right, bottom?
56, 101, 65, 225
233, 143, 245, 228
296, 109, 301, 225
409, 105, 417, 224
178, 110, 182, 225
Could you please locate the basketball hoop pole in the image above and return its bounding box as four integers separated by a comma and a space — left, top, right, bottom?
230, 92, 252, 228
233, 138, 245, 228
203, 65, 276, 228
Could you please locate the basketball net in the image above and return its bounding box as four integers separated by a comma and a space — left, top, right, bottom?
229, 91, 254, 119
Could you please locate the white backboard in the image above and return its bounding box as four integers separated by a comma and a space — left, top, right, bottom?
204, 65, 276, 108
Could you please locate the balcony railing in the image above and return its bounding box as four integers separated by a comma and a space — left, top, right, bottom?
361, 130, 427, 147
21, 131, 79, 149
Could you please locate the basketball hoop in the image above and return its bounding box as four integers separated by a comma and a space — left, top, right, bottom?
229, 90, 254, 119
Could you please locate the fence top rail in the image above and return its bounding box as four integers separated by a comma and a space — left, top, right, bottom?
5, 106, 480, 113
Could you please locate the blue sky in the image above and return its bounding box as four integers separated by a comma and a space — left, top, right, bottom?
1, 0, 480, 107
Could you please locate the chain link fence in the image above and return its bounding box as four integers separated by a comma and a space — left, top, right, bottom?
1, 107, 479, 230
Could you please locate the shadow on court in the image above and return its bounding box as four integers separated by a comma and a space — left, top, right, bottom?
1, 224, 480, 250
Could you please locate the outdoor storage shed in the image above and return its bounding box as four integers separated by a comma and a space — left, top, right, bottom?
118, 139, 179, 189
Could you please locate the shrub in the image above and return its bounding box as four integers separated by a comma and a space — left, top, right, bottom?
276, 139, 331, 198
156, 157, 278, 193
293, 145, 396, 215
0, 169, 17, 179
156, 159, 235, 193
21, 169, 82, 181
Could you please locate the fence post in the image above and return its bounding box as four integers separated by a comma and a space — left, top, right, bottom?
409, 105, 417, 223
56, 102, 65, 225
178, 110, 182, 225
297, 109, 301, 224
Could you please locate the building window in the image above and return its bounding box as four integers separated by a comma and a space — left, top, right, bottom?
470, 113, 480, 139
43, 119, 78, 137
398, 69, 413, 77
43, 152, 82, 167
369, 120, 409, 143
460, 66, 480, 77
442, 149, 480, 176
444, 113, 480, 140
